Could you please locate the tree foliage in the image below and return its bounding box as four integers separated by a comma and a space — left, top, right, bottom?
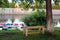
54, 0, 60, 5
33, 0, 45, 9
0, 0, 9, 8
0, 0, 45, 9
9, 0, 15, 8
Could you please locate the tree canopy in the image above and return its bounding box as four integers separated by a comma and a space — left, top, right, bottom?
0, 0, 9, 8
0, 0, 45, 9
54, 0, 60, 5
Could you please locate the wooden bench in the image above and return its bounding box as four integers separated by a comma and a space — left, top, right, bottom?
23, 26, 44, 36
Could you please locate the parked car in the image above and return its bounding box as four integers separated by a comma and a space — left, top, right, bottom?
3, 24, 8, 30
0, 23, 4, 30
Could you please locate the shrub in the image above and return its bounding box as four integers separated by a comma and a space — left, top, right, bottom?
52, 5, 60, 9
22, 10, 46, 26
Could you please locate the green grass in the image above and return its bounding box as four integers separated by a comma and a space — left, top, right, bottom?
0, 27, 60, 40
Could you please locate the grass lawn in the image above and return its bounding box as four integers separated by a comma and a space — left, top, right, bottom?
0, 27, 60, 40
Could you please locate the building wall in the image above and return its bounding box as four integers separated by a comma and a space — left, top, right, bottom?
0, 8, 32, 22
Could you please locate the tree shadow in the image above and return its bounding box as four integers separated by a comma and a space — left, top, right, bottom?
0, 32, 16, 38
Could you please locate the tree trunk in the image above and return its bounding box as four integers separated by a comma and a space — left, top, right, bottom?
46, 0, 54, 35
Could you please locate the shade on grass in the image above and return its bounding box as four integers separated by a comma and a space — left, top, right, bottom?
0, 27, 60, 40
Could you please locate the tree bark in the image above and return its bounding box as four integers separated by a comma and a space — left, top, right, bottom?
46, 0, 54, 35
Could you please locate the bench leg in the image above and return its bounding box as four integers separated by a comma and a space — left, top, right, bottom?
23, 29, 25, 35
38, 27, 41, 33
26, 29, 28, 36
42, 27, 44, 34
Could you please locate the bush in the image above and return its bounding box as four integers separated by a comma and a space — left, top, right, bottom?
22, 10, 46, 26
52, 5, 60, 9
